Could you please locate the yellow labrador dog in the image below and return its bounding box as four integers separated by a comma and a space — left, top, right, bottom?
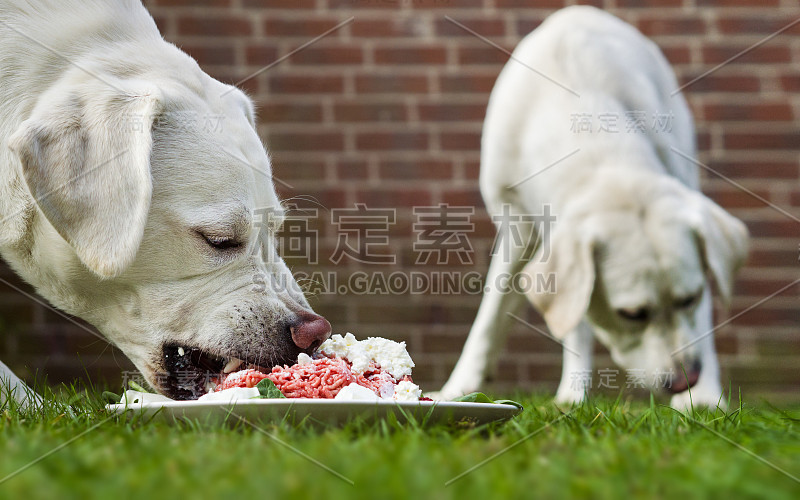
0, 0, 330, 406
438, 6, 748, 409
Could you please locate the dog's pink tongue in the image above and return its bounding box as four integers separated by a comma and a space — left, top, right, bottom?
669, 369, 700, 394
216, 368, 269, 391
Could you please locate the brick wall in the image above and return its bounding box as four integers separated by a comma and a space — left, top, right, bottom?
1, 0, 798, 401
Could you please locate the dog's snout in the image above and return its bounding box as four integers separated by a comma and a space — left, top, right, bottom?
667, 359, 702, 394
290, 313, 332, 350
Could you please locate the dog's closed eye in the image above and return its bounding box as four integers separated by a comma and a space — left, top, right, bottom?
198, 232, 243, 251
616, 307, 650, 322
674, 294, 700, 310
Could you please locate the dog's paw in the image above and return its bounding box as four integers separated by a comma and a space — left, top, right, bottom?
554, 388, 587, 407
423, 390, 445, 401
670, 389, 727, 413
432, 380, 481, 401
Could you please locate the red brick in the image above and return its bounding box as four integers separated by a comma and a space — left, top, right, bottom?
779, 72, 800, 92
702, 102, 794, 122
292, 188, 347, 209
679, 74, 760, 93
245, 44, 279, 65
260, 103, 324, 123
418, 102, 486, 122
356, 131, 429, 151
441, 189, 483, 207
267, 131, 345, 152
337, 160, 369, 180
659, 45, 692, 65
717, 16, 800, 35
353, 189, 433, 208
374, 47, 447, 65
180, 44, 235, 65
291, 46, 364, 65
379, 159, 454, 179
738, 219, 798, 238
350, 18, 423, 38
457, 46, 511, 65
638, 16, 707, 36
704, 186, 773, 209
439, 73, 498, 93
736, 276, 800, 297
495, 0, 564, 7
263, 18, 345, 37
333, 102, 408, 122
243, 0, 316, 7
269, 74, 344, 93
616, 0, 683, 6
747, 248, 799, 266
697, 0, 779, 6
702, 44, 791, 65
150, 15, 170, 35
421, 332, 468, 353
328, 0, 409, 9
355, 74, 429, 93
516, 17, 545, 36
464, 159, 480, 179
435, 17, 506, 37
410, 0, 483, 7
728, 306, 797, 326
440, 131, 480, 151
176, 15, 252, 37
272, 160, 326, 181
696, 130, 712, 152
156, 0, 231, 5
706, 160, 799, 179
722, 131, 800, 150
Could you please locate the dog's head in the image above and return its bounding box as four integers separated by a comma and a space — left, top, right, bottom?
8, 49, 330, 399
523, 172, 748, 393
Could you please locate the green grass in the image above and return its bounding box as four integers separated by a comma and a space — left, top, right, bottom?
1, 383, 799, 499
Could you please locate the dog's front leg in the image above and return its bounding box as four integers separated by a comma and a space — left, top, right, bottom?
433, 244, 530, 400
554, 321, 594, 405
671, 289, 725, 411
0, 360, 42, 410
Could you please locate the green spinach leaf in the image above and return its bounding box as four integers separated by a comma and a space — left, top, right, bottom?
255, 378, 286, 399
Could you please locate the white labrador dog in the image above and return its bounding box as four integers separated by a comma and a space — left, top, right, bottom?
437, 6, 748, 409
0, 0, 331, 406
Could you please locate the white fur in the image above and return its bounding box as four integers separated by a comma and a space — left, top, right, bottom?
436, 7, 748, 410
1, 0, 324, 405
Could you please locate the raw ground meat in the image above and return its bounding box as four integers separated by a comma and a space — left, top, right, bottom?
215, 356, 416, 399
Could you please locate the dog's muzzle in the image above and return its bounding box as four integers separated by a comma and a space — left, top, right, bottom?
666, 359, 702, 394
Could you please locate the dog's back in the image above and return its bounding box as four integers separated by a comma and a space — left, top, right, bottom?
480, 6, 698, 216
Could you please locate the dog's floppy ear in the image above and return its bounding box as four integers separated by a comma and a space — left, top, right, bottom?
522, 223, 596, 339
9, 78, 160, 279
688, 193, 749, 306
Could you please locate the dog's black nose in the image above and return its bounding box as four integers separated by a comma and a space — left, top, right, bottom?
290, 313, 332, 350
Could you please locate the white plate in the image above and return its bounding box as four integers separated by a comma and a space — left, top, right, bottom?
107, 398, 522, 426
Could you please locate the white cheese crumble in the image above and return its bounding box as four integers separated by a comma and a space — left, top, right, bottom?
392, 380, 422, 401
319, 332, 415, 379
333, 383, 380, 401
297, 352, 313, 365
